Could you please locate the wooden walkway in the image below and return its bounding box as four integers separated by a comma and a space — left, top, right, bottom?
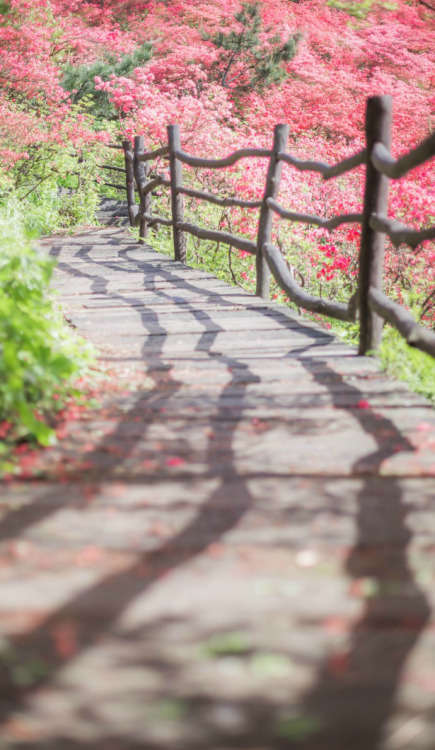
1, 226, 435, 749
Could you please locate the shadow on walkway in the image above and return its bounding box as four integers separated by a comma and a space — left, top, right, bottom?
0, 230, 432, 749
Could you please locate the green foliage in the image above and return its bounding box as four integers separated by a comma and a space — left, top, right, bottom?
331, 318, 435, 403
204, 2, 299, 93
379, 325, 435, 403
200, 631, 251, 657
274, 713, 320, 741
146, 700, 187, 723
0, 201, 92, 452
0, 106, 103, 462
148, 199, 255, 292
327, 0, 397, 19
250, 651, 292, 677
8, 137, 104, 235
150, 224, 255, 292
0, 0, 10, 18
62, 43, 153, 120
149, 196, 435, 405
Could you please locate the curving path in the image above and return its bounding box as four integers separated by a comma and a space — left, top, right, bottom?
1, 226, 435, 749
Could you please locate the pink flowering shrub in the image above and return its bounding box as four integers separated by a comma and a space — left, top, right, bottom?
1, 0, 434, 319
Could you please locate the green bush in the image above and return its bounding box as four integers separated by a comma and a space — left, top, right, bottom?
0, 123, 108, 467
62, 43, 153, 121
0, 203, 92, 453
379, 325, 435, 403
11, 140, 102, 236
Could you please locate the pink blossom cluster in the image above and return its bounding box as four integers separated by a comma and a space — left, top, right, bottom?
1, 0, 434, 320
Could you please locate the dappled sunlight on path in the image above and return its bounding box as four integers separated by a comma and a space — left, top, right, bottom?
0, 228, 435, 749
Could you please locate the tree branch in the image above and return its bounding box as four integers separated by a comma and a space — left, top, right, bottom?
418, 0, 435, 12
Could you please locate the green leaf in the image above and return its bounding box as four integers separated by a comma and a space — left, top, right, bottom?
275, 713, 320, 741
201, 631, 251, 657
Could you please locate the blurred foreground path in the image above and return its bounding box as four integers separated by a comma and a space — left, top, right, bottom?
1, 227, 435, 749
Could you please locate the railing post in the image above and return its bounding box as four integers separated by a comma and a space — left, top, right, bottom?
122, 139, 137, 227
134, 135, 150, 244
167, 124, 186, 263
358, 95, 392, 354
256, 123, 290, 299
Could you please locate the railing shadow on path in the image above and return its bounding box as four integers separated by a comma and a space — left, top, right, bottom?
289, 359, 431, 750
0, 227, 335, 545
0, 230, 432, 749
0, 231, 266, 728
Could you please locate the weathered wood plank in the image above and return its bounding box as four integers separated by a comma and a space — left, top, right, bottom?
7, 226, 434, 750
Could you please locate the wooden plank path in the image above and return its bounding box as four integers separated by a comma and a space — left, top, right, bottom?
1, 226, 435, 749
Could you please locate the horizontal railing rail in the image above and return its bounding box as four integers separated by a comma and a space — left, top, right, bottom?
262, 242, 353, 322
266, 199, 363, 231
178, 186, 262, 209
371, 132, 435, 179
369, 214, 435, 250
103, 181, 126, 191
173, 147, 272, 169
136, 145, 170, 162
176, 221, 257, 255
277, 148, 366, 179
106, 95, 435, 358
102, 164, 126, 173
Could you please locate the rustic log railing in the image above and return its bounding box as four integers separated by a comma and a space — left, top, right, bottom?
103, 95, 435, 358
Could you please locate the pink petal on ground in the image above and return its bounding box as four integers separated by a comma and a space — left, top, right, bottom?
356, 399, 370, 409
165, 456, 186, 467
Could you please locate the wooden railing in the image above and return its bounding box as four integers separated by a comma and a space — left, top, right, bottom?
103, 95, 435, 357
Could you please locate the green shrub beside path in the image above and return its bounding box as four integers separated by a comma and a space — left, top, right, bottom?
0, 205, 92, 460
